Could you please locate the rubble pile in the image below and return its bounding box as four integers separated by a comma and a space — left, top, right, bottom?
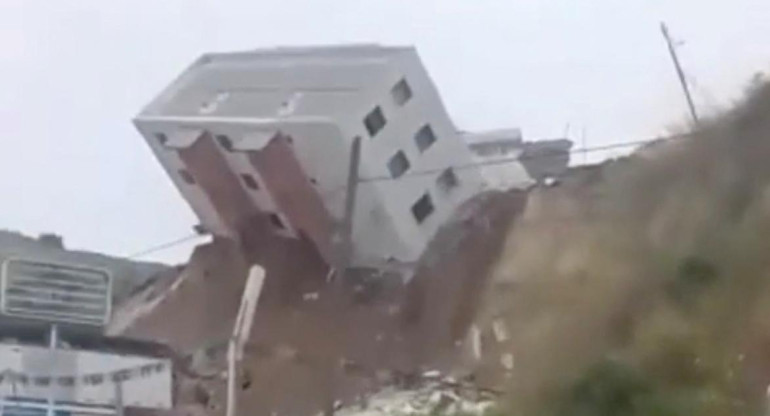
336, 372, 498, 416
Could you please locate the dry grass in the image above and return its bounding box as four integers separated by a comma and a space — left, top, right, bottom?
484, 78, 770, 415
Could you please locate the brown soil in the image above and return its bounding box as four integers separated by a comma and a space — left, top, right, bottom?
117, 190, 527, 416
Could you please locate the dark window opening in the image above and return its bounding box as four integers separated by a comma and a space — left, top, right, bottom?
387, 151, 410, 179
364, 106, 386, 137
268, 213, 286, 230
436, 168, 459, 193
155, 133, 168, 146
241, 173, 260, 190
216, 134, 233, 151
411, 193, 435, 224
59, 377, 76, 387
178, 169, 196, 185
414, 124, 437, 152
391, 78, 413, 106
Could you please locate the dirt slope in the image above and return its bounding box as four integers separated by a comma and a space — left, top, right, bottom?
469, 80, 770, 415
113, 189, 525, 416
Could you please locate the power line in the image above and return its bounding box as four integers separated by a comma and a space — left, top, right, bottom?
317, 136, 661, 197
127, 233, 204, 259
128, 135, 664, 258
358, 137, 658, 183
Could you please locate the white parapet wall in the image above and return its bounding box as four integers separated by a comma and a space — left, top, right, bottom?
0, 343, 172, 410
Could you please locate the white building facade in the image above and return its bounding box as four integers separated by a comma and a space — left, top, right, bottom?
0, 343, 173, 411
0, 259, 173, 416
135, 45, 485, 267
462, 129, 535, 192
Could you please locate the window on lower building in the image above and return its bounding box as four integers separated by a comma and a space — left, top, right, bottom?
414, 124, 437, 152
178, 169, 196, 185
268, 213, 286, 230
241, 173, 260, 190
436, 168, 459, 194
388, 151, 410, 179
411, 193, 435, 224
391, 78, 413, 106
364, 106, 386, 137
155, 133, 168, 146
216, 134, 234, 151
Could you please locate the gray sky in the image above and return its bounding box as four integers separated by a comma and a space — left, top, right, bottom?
1, 0, 768, 263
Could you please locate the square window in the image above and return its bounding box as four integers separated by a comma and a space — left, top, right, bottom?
241, 173, 260, 190
178, 169, 196, 185
391, 78, 413, 106
414, 124, 437, 152
216, 134, 234, 151
387, 151, 410, 179
411, 193, 435, 224
268, 213, 286, 230
155, 133, 168, 146
437, 168, 459, 193
364, 106, 386, 137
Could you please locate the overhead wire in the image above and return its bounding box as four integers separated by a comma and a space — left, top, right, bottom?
127, 233, 204, 259
357, 137, 658, 183
127, 135, 669, 258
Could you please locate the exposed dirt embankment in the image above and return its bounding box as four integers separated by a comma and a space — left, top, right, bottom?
113, 189, 525, 416
471, 81, 770, 415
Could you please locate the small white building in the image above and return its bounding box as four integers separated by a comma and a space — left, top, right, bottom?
462, 129, 535, 191
0, 342, 173, 411
0, 259, 173, 415
463, 129, 573, 190
135, 45, 486, 268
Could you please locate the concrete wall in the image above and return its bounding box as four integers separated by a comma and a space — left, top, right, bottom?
133, 121, 231, 237
336, 49, 486, 264
248, 135, 336, 263
177, 132, 262, 233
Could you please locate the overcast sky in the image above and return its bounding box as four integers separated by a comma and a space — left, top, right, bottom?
1, 0, 768, 264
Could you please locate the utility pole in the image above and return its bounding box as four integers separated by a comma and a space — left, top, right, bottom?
321, 135, 362, 416
660, 22, 699, 125
226, 265, 266, 416
337, 135, 362, 274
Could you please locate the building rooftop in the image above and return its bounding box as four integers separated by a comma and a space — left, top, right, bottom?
461, 128, 524, 145
139, 44, 417, 118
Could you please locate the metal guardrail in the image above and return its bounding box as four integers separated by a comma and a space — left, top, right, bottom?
0, 360, 169, 388
0, 359, 171, 416
0, 398, 114, 416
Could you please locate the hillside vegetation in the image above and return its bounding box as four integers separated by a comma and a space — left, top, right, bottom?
484, 78, 770, 416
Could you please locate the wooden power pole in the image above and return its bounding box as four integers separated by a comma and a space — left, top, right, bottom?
660, 22, 699, 125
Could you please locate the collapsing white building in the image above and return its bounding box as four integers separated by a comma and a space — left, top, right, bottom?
135, 45, 560, 269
